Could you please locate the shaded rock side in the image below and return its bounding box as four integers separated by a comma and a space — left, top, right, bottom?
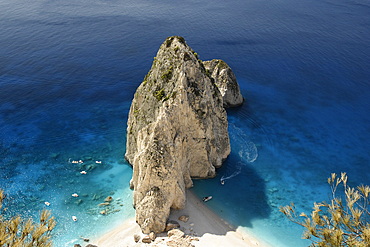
203, 59, 244, 107
125, 36, 231, 233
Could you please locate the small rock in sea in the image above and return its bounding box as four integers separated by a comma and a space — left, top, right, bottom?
100, 210, 107, 215
104, 196, 113, 202
165, 220, 180, 231
73, 244, 82, 247
80, 236, 90, 242
142, 235, 152, 243
149, 232, 156, 241
133, 234, 141, 243
168, 229, 185, 238
98, 202, 110, 207
178, 215, 189, 223
85, 245, 98, 247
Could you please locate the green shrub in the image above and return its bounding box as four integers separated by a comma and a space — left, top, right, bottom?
161, 66, 173, 81
280, 173, 370, 246
0, 189, 56, 247
154, 88, 166, 101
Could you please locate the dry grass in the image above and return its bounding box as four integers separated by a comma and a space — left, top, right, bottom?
0, 189, 56, 247
280, 173, 370, 246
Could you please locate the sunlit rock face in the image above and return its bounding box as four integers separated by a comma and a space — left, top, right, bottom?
203, 59, 244, 107
125, 36, 240, 233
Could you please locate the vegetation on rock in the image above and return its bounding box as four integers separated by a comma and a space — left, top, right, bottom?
0, 189, 56, 247
126, 36, 232, 233
280, 173, 370, 246
161, 66, 173, 82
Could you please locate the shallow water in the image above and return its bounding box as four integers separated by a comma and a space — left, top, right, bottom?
0, 0, 369, 246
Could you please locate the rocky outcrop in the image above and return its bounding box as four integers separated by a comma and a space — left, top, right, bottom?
125, 36, 241, 233
203, 59, 244, 107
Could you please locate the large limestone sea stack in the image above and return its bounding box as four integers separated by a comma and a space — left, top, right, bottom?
125, 36, 243, 233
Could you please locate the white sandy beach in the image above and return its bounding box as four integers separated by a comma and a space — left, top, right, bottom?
91, 191, 270, 247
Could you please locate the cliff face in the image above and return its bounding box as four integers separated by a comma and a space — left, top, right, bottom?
125, 36, 239, 233
203, 59, 244, 107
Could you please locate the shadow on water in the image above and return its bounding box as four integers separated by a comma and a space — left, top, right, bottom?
192, 155, 270, 229
192, 110, 271, 229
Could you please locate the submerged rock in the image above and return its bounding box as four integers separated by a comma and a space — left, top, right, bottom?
104, 196, 113, 202
125, 36, 241, 233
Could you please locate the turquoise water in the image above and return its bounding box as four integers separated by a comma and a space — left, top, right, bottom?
0, 0, 369, 246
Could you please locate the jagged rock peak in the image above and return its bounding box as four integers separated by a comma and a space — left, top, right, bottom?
203, 59, 244, 107
125, 36, 235, 233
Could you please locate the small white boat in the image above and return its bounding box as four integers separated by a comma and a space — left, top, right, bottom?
202, 196, 212, 202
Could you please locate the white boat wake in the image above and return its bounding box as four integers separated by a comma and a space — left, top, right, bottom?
229, 123, 258, 164
220, 124, 259, 184
220, 162, 242, 184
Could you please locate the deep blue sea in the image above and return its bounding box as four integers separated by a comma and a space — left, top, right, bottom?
0, 0, 369, 246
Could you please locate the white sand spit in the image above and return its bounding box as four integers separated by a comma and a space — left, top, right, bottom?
91, 191, 271, 247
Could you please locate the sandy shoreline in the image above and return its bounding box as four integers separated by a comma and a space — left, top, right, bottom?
91, 191, 270, 247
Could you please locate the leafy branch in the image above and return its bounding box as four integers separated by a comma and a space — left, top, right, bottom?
0, 189, 56, 247
280, 172, 370, 247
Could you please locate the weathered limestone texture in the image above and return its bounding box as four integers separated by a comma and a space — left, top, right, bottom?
125, 36, 241, 233
203, 59, 244, 107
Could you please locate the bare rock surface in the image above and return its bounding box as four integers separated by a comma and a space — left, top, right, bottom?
167, 229, 185, 238
203, 59, 244, 107
178, 215, 189, 223
125, 36, 242, 233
